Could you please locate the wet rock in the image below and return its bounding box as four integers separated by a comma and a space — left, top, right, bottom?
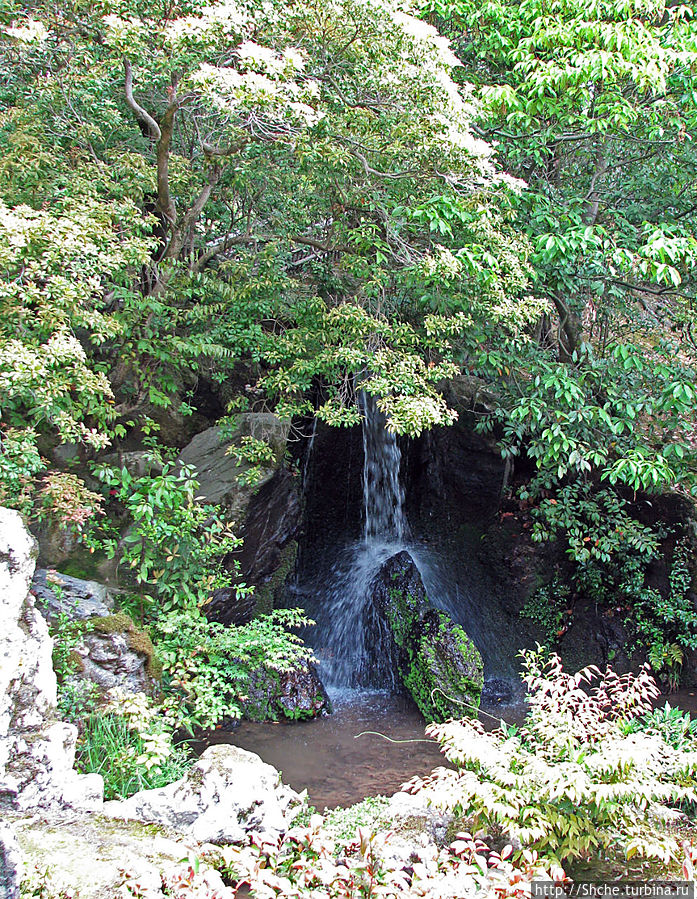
244, 659, 330, 721
205, 585, 257, 626
31, 568, 115, 622
236, 470, 302, 610
371, 551, 483, 722
0, 507, 103, 812
104, 744, 305, 844
0, 824, 22, 899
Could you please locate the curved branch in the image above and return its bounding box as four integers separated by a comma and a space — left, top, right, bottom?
124, 59, 161, 142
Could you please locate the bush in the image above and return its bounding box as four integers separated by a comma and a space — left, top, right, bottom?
94, 449, 245, 613
153, 607, 317, 730
410, 649, 697, 867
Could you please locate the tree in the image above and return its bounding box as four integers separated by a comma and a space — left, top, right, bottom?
423, 0, 697, 496
0, 0, 540, 452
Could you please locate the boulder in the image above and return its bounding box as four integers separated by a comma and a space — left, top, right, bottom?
31, 568, 155, 695
0, 824, 22, 899
13, 812, 233, 899
69, 613, 160, 695
207, 470, 302, 624
31, 568, 114, 622
176, 414, 289, 517
0, 507, 103, 811
371, 551, 483, 722
178, 420, 302, 626
244, 659, 330, 721
104, 744, 305, 844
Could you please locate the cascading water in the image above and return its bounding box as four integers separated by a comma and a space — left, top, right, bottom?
291, 390, 519, 699
361, 393, 406, 544
305, 392, 407, 691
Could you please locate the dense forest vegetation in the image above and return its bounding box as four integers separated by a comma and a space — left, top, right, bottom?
4, 0, 697, 891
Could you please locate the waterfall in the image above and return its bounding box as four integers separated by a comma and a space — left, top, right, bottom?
361, 392, 406, 543
302, 416, 318, 489
291, 391, 518, 698
300, 393, 407, 692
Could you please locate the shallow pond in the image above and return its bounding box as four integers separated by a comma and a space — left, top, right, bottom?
202, 688, 526, 811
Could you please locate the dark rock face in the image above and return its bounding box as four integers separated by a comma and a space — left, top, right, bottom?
244, 660, 330, 721
236, 469, 302, 612
370, 551, 483, 722
205, 586, 257, 627
207, 469, 302, 625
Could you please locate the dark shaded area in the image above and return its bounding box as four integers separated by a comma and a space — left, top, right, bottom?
207, 469, 302, 624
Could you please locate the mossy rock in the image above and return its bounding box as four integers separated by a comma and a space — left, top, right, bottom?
254, 539, 299, 616
403, 610, 482, 723
88, 613, 162, 681
371, 551, 483, 723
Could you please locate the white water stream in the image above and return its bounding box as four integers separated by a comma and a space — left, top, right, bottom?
293, 391, 519, 697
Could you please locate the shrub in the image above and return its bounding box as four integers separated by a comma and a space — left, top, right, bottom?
153, 607, 317, 730
410, 649, 697, 867
94, 450, 244, 613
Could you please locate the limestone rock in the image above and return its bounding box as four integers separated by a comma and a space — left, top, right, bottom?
12, 811, 230, 899
104, 744, 304, 844
370, 551, 483, 722
0, 824, 22, 899
0, 506, 103, 811
31, 568, 114, 622
78, 630, 150, 693
374, 790, 456, 870
72, 614, 158, 695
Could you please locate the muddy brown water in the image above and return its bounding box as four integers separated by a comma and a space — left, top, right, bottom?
199, 688, 697, 812
200, 689, 526, 811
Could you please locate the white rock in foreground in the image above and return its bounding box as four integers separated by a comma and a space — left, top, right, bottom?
0, 507, 103, 811
104, 744, 305, 843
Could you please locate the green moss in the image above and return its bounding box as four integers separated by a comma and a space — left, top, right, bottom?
401, 612, 483, 724
88, 613, 162, 681
254, 540, 299, 615
324, 796, 390, 841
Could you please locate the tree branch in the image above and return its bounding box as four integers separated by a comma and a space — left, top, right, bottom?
123, 59, 161, 142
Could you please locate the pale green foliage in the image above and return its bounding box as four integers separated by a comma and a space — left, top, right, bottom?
413, 650, 697, 866
0, 0, 538, 443
426, 0, 697, 495
0, 199, 150, 446
0, 427, 43, 515
227, 434, 278, 486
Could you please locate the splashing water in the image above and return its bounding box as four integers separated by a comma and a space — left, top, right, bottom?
294, 391, 518, 697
